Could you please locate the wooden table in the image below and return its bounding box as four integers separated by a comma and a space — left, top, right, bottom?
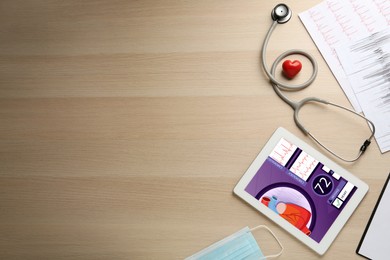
0, 1, 388, 259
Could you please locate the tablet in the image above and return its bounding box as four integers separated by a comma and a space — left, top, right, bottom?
234, 127, 368, 255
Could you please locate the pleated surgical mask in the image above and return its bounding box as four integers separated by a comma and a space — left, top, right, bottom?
185, 225, 283, 260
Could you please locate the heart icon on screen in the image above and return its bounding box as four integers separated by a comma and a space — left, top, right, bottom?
282, 60, 302, 79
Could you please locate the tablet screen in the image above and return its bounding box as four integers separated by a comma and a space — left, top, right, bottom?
245, 137, 357, 243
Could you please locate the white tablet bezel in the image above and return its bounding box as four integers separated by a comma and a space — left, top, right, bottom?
233, 127, 368, 255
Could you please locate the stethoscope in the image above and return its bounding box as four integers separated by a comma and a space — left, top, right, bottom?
261, 3, 376, 162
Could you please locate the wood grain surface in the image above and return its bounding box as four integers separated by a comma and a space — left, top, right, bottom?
0, 1, 388, 259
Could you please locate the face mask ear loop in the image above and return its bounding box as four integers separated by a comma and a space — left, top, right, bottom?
249, 225, 284, 259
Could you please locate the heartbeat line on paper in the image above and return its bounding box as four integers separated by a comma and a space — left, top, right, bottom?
335, 27, 390, 152
299, 0, 390, 113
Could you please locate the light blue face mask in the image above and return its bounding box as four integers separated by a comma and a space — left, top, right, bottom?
185, 225, 283, 260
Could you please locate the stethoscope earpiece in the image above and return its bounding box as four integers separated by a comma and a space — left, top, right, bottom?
271, 3, 292, 24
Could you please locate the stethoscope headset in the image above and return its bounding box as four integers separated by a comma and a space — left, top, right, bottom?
261, 4, 376, 162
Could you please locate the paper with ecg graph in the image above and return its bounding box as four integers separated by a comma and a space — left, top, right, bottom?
335, 28, 390, 153
299, 0, 390, 153
299, 0, 389, 113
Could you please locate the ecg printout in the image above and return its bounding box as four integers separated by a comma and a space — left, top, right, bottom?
299, 0, 390, 113
299, 0, 390, 153
336, 28, 390, 153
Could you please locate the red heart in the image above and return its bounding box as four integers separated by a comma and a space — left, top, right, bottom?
282, 60, 302, 79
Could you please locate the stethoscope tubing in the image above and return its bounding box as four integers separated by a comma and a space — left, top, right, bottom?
261, 21, 318, 93
261, 19, 376, 162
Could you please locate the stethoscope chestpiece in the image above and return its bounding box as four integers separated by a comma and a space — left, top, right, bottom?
271, 3, 292, 24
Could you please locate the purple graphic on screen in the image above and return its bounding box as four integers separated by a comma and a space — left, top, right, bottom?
245, 138, 357, 243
